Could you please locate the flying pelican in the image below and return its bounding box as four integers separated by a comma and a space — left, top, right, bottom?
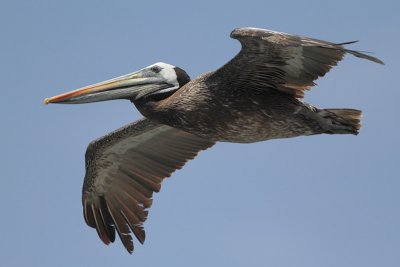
44, 27, 383, 253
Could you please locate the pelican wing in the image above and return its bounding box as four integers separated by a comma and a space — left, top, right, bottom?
212, 27, 383, 98
82, 118, 215, 253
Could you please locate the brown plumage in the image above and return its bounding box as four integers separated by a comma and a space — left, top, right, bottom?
82, 119, 215, 252
45, 27, 383, 253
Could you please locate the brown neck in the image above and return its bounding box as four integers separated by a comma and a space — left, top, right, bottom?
132, 97, 171, 124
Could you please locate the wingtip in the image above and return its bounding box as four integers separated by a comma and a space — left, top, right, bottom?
375, 58, 385, 65
348, 50, 385, 65
373, 56, 385, 65
336, 40, 359, 45
126, 245, 134, 254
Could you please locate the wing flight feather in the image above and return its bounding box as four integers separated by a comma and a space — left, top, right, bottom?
82, 118, 215, 253
211, 27, 383, 98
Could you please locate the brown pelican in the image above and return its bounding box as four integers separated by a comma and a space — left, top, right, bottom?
44, 27, 383, 253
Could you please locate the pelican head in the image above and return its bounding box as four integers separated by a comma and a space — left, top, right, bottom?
44, 62, 190, 105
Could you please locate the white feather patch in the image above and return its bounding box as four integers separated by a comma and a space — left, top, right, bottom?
151, 62, 179, 86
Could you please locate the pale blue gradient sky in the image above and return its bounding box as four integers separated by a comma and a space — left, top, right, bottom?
1, 1, 399, 266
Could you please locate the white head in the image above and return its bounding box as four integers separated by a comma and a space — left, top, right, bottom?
147, 62, 179, 86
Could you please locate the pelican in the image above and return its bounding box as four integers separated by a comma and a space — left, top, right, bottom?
44, 27, 383, 253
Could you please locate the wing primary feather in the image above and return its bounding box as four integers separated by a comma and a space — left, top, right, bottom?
99, 196, 116, 242
118, 169, 154, 197
335, 40, 358, 45
109, 193, 146, 244
106, 202, 134, 253
121, 168, 161, 192
111, 185, 149, 221
83, 199, 96, 228
121, 210, 146, 244
346, 49, 384, 65
90, 203, 113, 245
114, 177, 153, 208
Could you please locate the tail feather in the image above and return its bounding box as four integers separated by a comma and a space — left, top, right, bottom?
318, 108, 362, 135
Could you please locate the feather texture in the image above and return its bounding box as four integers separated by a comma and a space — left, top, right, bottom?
211, 27, 383, 98
82, 118, 215, 253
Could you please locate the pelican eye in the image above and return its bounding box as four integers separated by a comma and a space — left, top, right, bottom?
150, 66, 162, 73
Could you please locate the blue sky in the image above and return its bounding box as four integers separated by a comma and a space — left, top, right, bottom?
1, 0, 399, 266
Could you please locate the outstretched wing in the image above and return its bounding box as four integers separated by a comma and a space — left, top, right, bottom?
211, 27, 383, 98
82, 118, 215, 253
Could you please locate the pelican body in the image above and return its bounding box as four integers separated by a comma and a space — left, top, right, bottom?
45, 28, 383, 253
136, 72, 337, 142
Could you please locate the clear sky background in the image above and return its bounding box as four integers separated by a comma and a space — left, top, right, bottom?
1, 0, 399, 266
